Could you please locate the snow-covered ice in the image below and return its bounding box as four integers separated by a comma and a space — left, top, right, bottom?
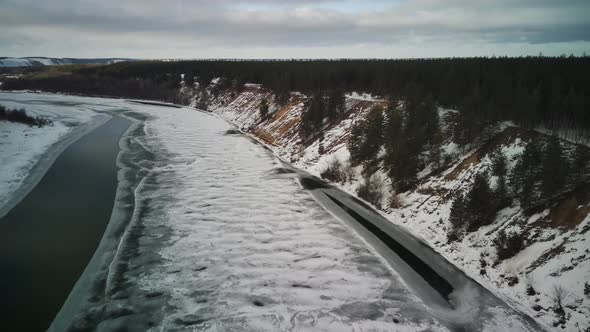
0, 92, 558, 331
111, 105, 449, 331
0, 92, 447, 331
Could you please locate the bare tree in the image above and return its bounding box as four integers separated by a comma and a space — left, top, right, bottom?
551, 284, 568, 318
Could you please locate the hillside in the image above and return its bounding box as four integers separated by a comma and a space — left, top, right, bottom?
189, 81, 590, 332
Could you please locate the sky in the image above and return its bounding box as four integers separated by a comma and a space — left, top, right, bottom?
1, 0, 589, 59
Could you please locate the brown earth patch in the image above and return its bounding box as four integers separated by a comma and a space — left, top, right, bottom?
444, 126, 542, 181
547, 185, 590, 230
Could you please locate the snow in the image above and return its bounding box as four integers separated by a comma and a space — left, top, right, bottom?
346, 92, 384, 102
4, 88, 588, 331
205, 86, 589, 331
124, 104, 447, 331
1, 92, 449, 331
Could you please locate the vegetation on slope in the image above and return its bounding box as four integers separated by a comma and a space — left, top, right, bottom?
0, 105, 52, 127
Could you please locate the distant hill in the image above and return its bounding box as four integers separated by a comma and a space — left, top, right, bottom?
0, 57, 134, 67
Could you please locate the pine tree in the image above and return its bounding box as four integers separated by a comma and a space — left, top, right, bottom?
430, 126, 443, 169
466, 172, 494, 231
383, 106, 403, 172
361, 106, 384, 162
300, 93, 325, 138
491, 149, 508, 177
541, 137, 568, 198
327, 89, 346, 121
259, 99, 269, 120
571, 145, 589, 183
387, 137, 417, 191
510, 140, 542, 208
184, 72, 195, 87
448, 194, 466, 241
348, 120, 365, 164
195, 90, 209, 111
495, 175, 511, 209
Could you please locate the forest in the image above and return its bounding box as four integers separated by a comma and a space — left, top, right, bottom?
2, 56, 589, 132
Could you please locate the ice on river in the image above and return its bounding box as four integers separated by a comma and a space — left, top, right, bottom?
119, 106, 448, 331
1, 92, 543, 331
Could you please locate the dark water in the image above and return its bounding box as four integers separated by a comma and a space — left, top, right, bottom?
0, 117, 130, 331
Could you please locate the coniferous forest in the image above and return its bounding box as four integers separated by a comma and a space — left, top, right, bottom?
2, 56, 589, 132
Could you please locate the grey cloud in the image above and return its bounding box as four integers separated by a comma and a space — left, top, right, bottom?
0, 0, 588, 57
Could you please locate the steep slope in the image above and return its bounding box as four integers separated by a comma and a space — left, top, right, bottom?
196, 83, 590, 332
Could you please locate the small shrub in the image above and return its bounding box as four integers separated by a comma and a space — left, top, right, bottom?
551, 284, 568, 326
388, 193, 404, 209
506, 274, 519, 286
0, 105, 53, 127
494, 229, 525, 261
526, 275, 537, 296
342, 162, 355, 182
357, 175, 384, 208
584, 282, 590, 296
320, 158, 346, 183
480, 256, 487, 269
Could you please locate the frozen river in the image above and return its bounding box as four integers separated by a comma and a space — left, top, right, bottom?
0, 116, 129, 331
0, 92, 545, 331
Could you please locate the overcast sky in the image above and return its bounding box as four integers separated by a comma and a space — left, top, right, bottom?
1, 0, 589, 59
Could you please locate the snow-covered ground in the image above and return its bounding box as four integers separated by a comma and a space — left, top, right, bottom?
119, 106, 452, 331
1, 92, 448, 331
3, 90, 584, 331
204, 85, 589, 331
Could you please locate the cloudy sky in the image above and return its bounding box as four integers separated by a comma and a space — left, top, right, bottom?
1, 0, 589, 58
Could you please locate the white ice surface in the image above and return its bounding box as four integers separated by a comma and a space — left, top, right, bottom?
1, 92, 450, 331
130, 105, 449, 331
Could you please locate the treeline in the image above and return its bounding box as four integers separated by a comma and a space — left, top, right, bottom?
2, 56, 589, 132
2, 73, 181, 103
0, 105, 52, 127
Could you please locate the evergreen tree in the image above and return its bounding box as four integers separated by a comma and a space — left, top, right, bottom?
184, 72, 195, 86
327, 89, 346, 121
387, 137, 418, 191
494, 175, 511, 209
361, 106, 384, 161
348, 120, 365, 164
448, 194, 466, 241
430, 127, 443, 169
491, 149, 508, 177
195, 90, 209, 111
300, 93, 325, 138
466, 172, 494, 231
259, 99, 269, 120
347, 106, 383, 164
510, 140, 543, 208
541, 137, 568, 198
383, 106, 402, 161
571, 145, 590, 183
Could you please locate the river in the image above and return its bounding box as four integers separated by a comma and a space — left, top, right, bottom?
0, 92, 545, 332
0, 115, 129, 331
